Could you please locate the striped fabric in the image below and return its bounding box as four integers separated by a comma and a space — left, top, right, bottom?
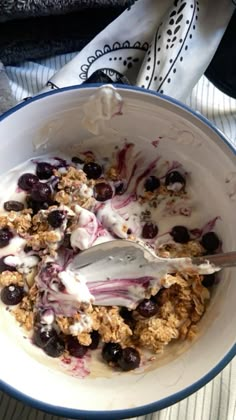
186, 76, 236, 146
1, 54, 236, 420
0, 360, 236, 420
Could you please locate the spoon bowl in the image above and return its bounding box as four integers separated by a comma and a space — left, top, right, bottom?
68, 239, 229, 308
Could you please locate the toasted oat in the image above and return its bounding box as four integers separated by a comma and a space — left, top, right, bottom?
55, 185, 95, 209
187, 324, 198, 340
12, 284, 38, 330
32, 211, 49, 233
21, 284, 38, 309
14, 308, 34, 331
179, 319, 192, 339
139, 185, 186, 206
157, 240, 204, 258
57, 316, 71, 335
93, 306, 132, 344
134, 316, 180, 353
58, 166, 87, 188
134, 271, 209, 351
54, 190, 71, 205
0, 211, 32, 234
161, 273, 187, 289
158, 185, 186, 197
74, 196, 95, 209
106, 167, 119, 181
28, 230, 62, 251
77, 332, 92, 346
0, 271, 23, 287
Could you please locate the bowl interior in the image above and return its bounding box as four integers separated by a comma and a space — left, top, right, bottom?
0, 86, 235, 417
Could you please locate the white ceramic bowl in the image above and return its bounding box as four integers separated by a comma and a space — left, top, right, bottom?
0, 85, 235, 419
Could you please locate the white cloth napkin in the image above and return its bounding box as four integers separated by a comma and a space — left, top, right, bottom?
42, 0, 234, 102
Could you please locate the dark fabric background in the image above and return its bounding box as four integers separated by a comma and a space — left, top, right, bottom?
0, 0, 134, 65
205, 9, 236, 99
0, 1, 235, 99
0, 0, 133, 21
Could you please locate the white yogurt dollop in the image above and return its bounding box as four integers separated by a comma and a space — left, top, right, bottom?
0, 236, 26, 258
79, 183, 93, 199
96, 203, 128, 239
58, 269, 94, 305
69, 313, 92, 335
70, 205, 99, 250
82, 86, 123, 135
4, 254, 39, 274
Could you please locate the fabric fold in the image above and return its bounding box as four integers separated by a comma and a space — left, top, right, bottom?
42, 0, 234, 102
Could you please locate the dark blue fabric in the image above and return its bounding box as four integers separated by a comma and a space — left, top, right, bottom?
205, 10, 236, 99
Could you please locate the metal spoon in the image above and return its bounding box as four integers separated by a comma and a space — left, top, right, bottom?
68, 240, 235, 308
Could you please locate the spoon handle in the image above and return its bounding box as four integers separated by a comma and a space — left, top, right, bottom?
192, 251, 236, 269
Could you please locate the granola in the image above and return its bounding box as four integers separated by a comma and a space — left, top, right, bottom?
0, 145, 220, 372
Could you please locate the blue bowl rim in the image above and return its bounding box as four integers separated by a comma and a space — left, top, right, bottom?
0, 83, 235, 420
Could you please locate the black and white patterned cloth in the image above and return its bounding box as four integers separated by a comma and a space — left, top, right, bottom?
41, 0, 234, 101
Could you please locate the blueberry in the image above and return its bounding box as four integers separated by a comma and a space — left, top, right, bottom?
115, 182, 125, 195
144, 176, 160, 192
142, 222, 158, 239
30, 182, 51, 202
36, 162, 54, 180
24, 245, 33, 253
83, 162, 102, 179
1, 284, 24, 305
62, 233, 73, 249
33, 327, 65, 358
26, 197, 45, 214
33, 327, 58, 348
136, 299, 158, 318
44, 336, 65, 358
170, 225, 190, 243
18, 173, 39, 191
4, 201, 24, 212
202, 273, 216, 288
89, 331, 100, 350
0, 227, 13, 248
67, 336, 88, 358
72, 156, 84, 165
94, 182, 113, 201
201, 232, 220, 253
119, 307, 135, 329
152, 289, 165, 304
102, 342, 122, 364
120, 307, 132, 321
0, 257, 16, 273
47, 210, 65, 228
118, 347, 140, 371
27, 197, 55, 214
165, 171, 185, 191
